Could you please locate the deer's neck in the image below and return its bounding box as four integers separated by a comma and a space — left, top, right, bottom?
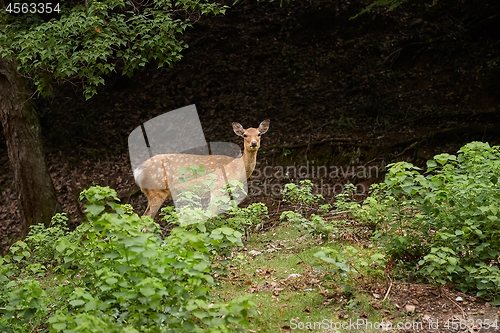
242, 149, 258, 179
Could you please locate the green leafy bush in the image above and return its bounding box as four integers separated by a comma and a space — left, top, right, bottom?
24, 213, 69, 264
0, 186, 256, 332
280, 211, 334, 242
280, 180, 334, 241
282, 179, 324, 207
160, 178, 267, 248
355, 142, 500, 302
212, 202, 268, 231
333, 183, 362, 213
314, 246, 386, 293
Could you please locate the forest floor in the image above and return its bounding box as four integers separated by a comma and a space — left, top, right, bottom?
1, 0, 500, 330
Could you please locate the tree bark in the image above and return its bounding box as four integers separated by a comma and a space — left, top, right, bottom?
0, 58, 61, 236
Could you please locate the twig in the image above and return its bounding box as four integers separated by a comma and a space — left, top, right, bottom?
441, 288, 468, 320
382, 275, 393, 302
363, 157, 380, 167
392, 140, 421, 158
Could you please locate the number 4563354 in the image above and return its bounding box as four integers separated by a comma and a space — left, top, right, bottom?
5, 2, 60, 14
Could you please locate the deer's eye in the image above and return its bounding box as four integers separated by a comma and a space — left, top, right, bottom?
243, 134, 247, 138
258, 133, 261, 137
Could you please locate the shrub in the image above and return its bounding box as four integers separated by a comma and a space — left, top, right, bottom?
355, 142, 500, 303
281, 180, 324, 208
280, 180, 334, 241
0, 186, 256, 332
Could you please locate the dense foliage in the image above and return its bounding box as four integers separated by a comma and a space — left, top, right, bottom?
0, 0, 226, 99
351, 142, 500, 303
2, 142, 500, 332
0, 186, 255, 332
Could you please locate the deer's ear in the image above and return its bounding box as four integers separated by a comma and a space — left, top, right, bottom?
258, 119, 270, 134
232, 122, 245, 136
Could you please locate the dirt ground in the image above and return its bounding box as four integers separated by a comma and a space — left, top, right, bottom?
369, 283, 499, 333
1, 0, 499, 330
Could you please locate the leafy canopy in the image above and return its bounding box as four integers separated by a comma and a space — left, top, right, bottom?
0, 0, 226, 99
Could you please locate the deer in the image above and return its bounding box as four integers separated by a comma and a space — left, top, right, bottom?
134, 119, 270, 218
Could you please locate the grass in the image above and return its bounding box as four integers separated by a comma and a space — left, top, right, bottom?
211, 222, 392, 332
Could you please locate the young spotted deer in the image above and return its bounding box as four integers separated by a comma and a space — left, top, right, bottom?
134, 120, 270, 218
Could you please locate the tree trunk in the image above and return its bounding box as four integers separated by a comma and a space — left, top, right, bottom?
0, 58, 61, 236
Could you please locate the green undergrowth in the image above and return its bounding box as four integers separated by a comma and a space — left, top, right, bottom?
350, 142, 500, 304
2, 141, 499, 332
0, 181, 391, 333
211, 227, 390, 332
0, 186, 256, 332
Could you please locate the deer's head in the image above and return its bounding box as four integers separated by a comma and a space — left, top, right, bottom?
232, 119, 270, 152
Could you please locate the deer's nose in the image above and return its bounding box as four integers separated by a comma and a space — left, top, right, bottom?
251, 141, 258, 147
